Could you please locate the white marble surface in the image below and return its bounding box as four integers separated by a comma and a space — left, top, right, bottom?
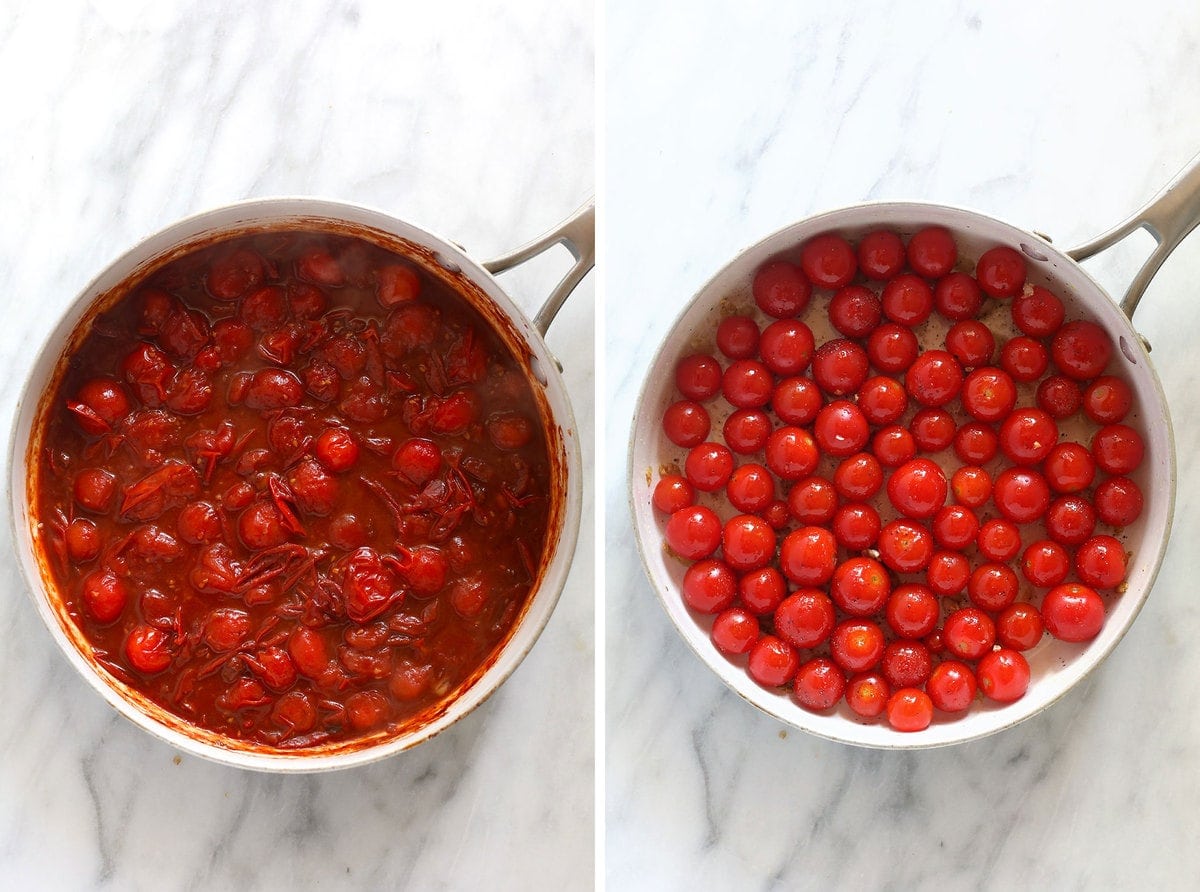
0, 2, 593, 889
606, 3, 1200, 889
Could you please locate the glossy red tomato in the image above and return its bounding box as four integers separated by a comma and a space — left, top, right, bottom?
935, 274, 984, 323
967, 562, 1019, 612
652, 474, 694, 514
1042, 442, 1096, 494
829, 619, 886, 672
831, 503, 882, 550
747, 636, 799, 687
886, 688, 933, 732
881, 274, 934, 326
1000, 336, 1049, 382
786, 476, 838, 525
779, 526, 838, 586
881, 640, 933, 689
1093, 476, 1143, 527
675, 354, 722, 401
793, 658, 847, 711
866, 323, 919, 373
857, 375, 908, 425
885, 584, 939, 639
996, 603, 1045, 651
1083, 376, 1132, 424
907, 226, 957, 278
739, 567, 787, 615
725, 464, 774, 513
992, 467, 1051, 524
765, 426, 820, 481
975, 245, 1026, 298
932, 504, 979, 551
909, 408, 956, 452
829, 285, 882, 337
886, 458, 948, 519
681, 559, 737, 613
775, 589, 837, 649
1021, 540, 1069, 588
1052, 320, 1112, 380
1092, 424, 1144, 475
722, 408, 772, 454
857, 230, 906, 280
845, 672, 891, 718
905, 350, 964, 407
1012, 286, 1065, 337
753, 261, 811, 318
876, 520, 933, 574
926, 551, 970, 597
1045, 496, 1097, 547
662, 400, 711, 447
833, 452, 884, 500
942, 607, 996, 661
1042, 583, 1105, 641
800, 233, 857, 288
926, 661, 977, 713
684, 442, 735, 491
721, 514, 776, 572
813, 401, 870, 457
711, 608, 759, 655
950, 466, 992, 509
771, 377, 822, 425
830, 556, 891, 616
961, 367, 1016, 422
1075, 535, 1127, 589
716, 315, 759, 360
977, 649, 1030, 703
664, 506, 722, 560
759, 319, 815, 376
721, 359, 774, 408
999, 408, 1058, 465
812, 338, 870, 396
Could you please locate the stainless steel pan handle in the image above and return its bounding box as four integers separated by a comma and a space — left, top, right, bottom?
1068, 151, 1200, 318
485, 200, 596, 335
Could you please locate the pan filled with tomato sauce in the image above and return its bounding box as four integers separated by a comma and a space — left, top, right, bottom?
15, 201, 586, 769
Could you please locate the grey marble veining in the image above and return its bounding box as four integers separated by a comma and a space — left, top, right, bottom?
606, 3, 1200, 889
0, 1, 593, 889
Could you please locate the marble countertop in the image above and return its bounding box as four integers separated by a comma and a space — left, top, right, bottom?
606, 3, 1200, 889
0, 2, 593, 890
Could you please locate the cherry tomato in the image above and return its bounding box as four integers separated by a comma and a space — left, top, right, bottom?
857, 230, 905, 280
961, 367, 1016, 422
775, 589, 836, 649
675, 354, 722, 401
1021, 540, 1069, 588
1036, 375, 1083, 419
967, 562, 1019, 612
887, 688, 933, 732
1093, 476, 1143, 527
813, 401, 869, 457
1075, 535, 1127, 589
725, 464, 774, 513
765, 426, 820, 480
831, 503, 881, 550
926, 661, 977, 713
653, 475, 695, 515
684, 441, 735, 491
786, 476, 838, 525
664, 505, 722, 560
759, 320, 815, 376
794, 658, 847, 711
944, 319, 995, 368
771, 377, 822, 425
812, 338, 870, 396
800, 233, 857, 288
996, 603, 1045, 651
1092, 424, 1144, 475
721, 359, 774, 408
907, 226, 957, 278
885, 584, 939, 639
748, 635, 799, 687
876, 520, 933, 574
977, 649, 1031, 703
722, 408, 771, 454
779, 526, 838, 586
992, 467, 1050, 524
829, 285, 882, 338
721, 514, 776, 572
1012, 286, 1065, 337
845, 672, 891, 718
1052, 320, 1112, 380
942, 607, 996, 661
975, 245, 1026, 298
681, 559, 737, 613
711, 608, 760, 655
830, 619, 886, 672
716, 315, 760, 360
881, 274, 934, 326
1042, 583, 1105, 641
753, 261, 811, 318
662, 400, 711, 448
905, 350, 964, 407
830, 556, 891, 617
1083, 376, 1133, 424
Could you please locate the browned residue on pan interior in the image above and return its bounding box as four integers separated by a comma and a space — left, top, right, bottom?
26, 214, 571, 760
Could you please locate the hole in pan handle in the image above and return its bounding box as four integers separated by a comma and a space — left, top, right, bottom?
484, 200, 596, 337
1068, 151, 1200, 319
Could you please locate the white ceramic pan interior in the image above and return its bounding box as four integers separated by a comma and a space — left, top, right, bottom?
10, 198, 592, 771
631, 156, 1200, 748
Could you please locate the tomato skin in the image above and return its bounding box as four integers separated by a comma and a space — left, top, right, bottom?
711, 608, 760, 655
829, 619, 885, 672
1042, 584, 1105, 642
845, 672, 891, 718
907, 226, 957, 279
779, 527, 838, 586
857, 230, 905, 280
681, 560, 737, 613
996, 603, 1045, 651
747, 635, 799, 687
664, 506, 722, 560
975, 246, 1026, 298
800, 234, 857, 288
775, 589, 836, 650
926, 661, 977, 712
793, 658, 847, 711
753, 261, 811, 318
977, 649, 1031, 703
886, 688, 934, 732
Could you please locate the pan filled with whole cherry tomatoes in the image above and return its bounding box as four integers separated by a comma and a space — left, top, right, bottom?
10, 197, 592, 770
630, 155, 1200, 747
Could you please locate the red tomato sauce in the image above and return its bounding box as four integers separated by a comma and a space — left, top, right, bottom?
32, 229, 552, 750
